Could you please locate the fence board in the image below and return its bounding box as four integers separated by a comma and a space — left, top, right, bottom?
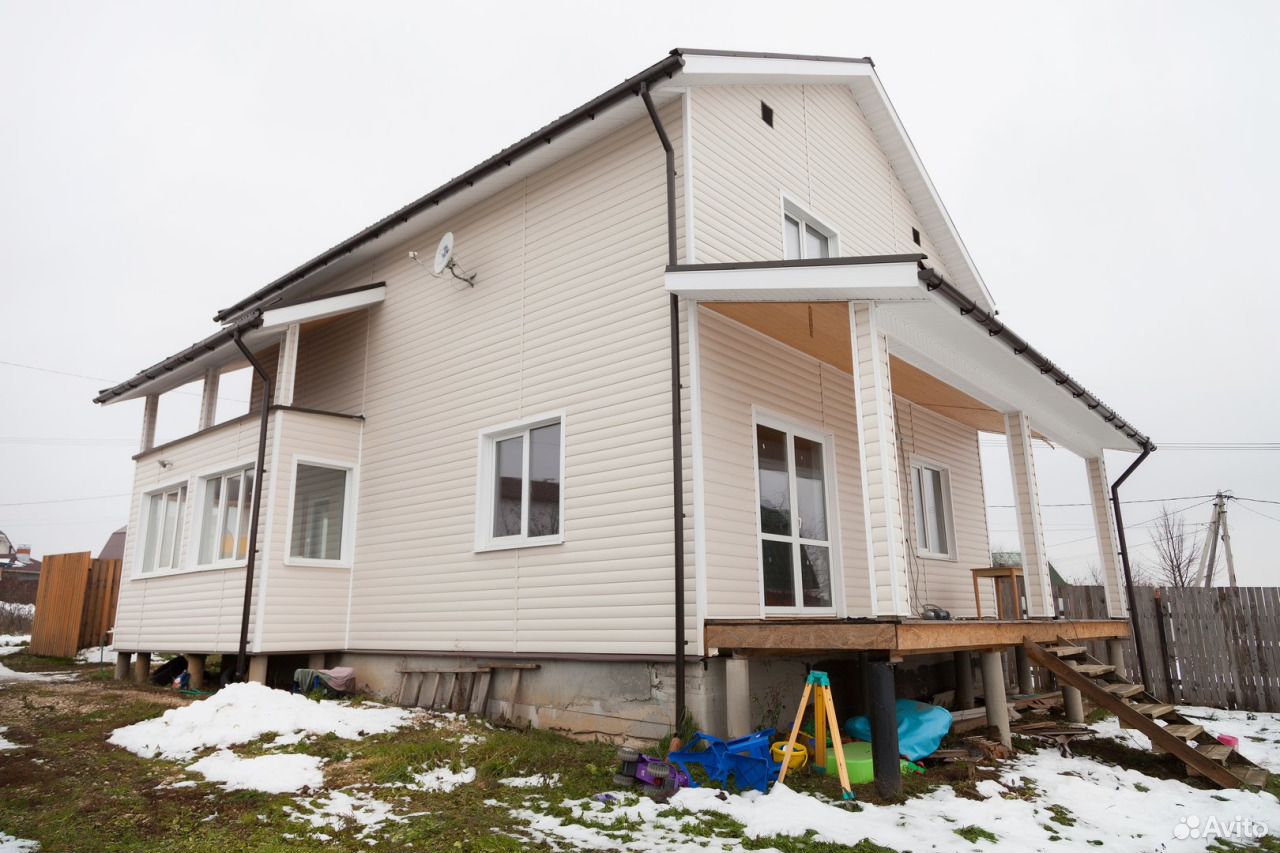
1059, 584, 1280, 713
29, 552, 92, 658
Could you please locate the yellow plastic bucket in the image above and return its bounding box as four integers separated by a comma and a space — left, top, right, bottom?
771, 741, 808, 769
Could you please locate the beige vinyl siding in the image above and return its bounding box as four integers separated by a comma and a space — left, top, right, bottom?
894, 399, 993, 618
697, 308, 871, 619
113, 416, 267, 653
689, 84, 953, 280
292, 312, 370, 414
341, 100, 688, 657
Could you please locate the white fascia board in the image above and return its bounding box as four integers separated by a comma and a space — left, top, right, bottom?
665, 260, 926, 302
678, 53, 874, 86
259, 285, 386, 332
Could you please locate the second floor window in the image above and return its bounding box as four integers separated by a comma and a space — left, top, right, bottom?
911, 460, 955, 559
197, 466, 254, 565
783, 210, 832, 260
139, 483, 187, 574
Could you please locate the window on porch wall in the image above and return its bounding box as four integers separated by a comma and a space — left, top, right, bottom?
756, 422, 833, 611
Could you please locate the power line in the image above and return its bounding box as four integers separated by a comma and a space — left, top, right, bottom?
0, 437, 135, 446
0, 358, 248, 404
0, 493, 130, 507
1234, 501, 1280, 525
987, 494, 1216, 509
1235, 496, 1280, 507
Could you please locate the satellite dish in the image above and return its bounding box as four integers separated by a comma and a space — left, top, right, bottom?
433, 232, 455, 275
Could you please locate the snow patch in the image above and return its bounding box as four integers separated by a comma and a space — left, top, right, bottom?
108, 682, 412, 760
75, 646, 116, 665
0, 726, 21, 751
0, 602, 34, 620
286, 790, 426, 839
395, 765, 476, 793
499, 773, 560, 788
0, 633, 30, 647
186, 750, 325, 794
1097, 705, 1280, 773
0, 662, 75, 683
0, 831, 38, 853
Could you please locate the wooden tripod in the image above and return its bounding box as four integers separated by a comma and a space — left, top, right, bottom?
776, 670, 853, 800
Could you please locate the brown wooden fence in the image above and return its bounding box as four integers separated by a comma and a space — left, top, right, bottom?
1059, 584, 1280, 711
29, 552, 122, 658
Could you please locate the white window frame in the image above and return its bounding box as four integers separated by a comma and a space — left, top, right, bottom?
750, 408, 844, 616
474, 411, 566, 552
283, 455, 358, 569
134, 479, 190, 577
909, 456, 957, 561
192, 462, 257, 570
780, 195, 839, 261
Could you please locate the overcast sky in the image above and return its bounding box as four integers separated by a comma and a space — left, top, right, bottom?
2, 1, 1276, 585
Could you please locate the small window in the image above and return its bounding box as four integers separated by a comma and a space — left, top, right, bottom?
911, 461, 954, 559
782, 209, 833, 261
761, 101, 774, 127
197, 466, 255, 565
478, 416, 564, 550
139, 483, 187, 573
289, 463, 351, 563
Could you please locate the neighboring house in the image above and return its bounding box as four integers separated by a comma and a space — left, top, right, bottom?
97, 526, 127, 562
0, 531, 41, 582
94, 49, 1150, 743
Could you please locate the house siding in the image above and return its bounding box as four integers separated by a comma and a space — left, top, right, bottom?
696, 308, 871, 619
688, 83, 954, 279
894, 399, 994, 618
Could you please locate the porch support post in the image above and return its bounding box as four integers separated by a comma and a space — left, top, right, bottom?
114, 651, 132, 681
953, 651, 975, 710
185, 654, 206, 691
132, 652, 151, 684
1004, 412, 1054, 618
980, 650, 1011, 747
247, 655, 269, 684
849, 303, 909, 616
1013, 646, 1034, 695
1086, 456, 1128, 618
308, 652, 327, 671
725, 657, 751, 739
198, 368, 220, 430
274, 323, 301, 407
1063, 685, 1085, 723
1107, 639, 1127, 679
867, 660, 901, 799
139, 394, 159, 453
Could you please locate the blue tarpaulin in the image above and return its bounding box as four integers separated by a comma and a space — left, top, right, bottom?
845, 700, 952, 761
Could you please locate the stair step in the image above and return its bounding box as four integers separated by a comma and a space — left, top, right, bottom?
1104, 683, 1145, 699
1196, 743, 1233, 764
1162, 724, 1205, 741
1069, 663, 1116, 677
1131, 703, 1176, 719
1231, 766, 1270, 788
1045, 645, 1087, 658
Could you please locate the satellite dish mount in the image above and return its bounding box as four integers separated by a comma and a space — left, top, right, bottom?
431, 231, 476, 286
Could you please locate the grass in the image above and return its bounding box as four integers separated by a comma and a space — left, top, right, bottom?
954, 825, 998, 844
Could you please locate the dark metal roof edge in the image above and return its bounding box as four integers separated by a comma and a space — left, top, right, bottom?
917, 268, 1154, 451
667, 253, 924, 273
212, 52, 688, 324
93, 313, 264, 405
674, 47, 874, 66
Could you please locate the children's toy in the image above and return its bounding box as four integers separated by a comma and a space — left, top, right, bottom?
771, 740, 808, 770
776, 670, 854, 800
667, 729, 782, 794
613, 748, 688, 801
845, 699, 952, 761
821, 741, 923, 784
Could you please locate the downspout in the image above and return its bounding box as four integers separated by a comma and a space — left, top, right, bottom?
1110, 443, 1155, 690
640, 81, 686, 730
231, 330, 273, 681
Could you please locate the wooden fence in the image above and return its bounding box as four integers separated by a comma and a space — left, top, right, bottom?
1059, 584, 1280, 711
29, 552, 122, 659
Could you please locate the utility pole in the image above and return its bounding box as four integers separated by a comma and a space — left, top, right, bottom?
1193, 493, 1237, 588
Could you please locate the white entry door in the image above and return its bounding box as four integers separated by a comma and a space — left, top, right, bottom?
754, 417, 837, 613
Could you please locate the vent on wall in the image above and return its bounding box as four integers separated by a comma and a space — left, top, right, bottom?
911, 227, 921, 246
761, 101, 774, 127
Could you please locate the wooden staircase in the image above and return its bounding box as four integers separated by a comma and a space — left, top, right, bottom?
1025, 638, 1269, 789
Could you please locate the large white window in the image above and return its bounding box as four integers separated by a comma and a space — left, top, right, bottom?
782, 204, 835, 261
288, 461, 353, 564
476, 415, 564, 551
139, 483, 187, 574
911, 460, 955, 559
196, 465, 255, 566
754, 417, 836, 612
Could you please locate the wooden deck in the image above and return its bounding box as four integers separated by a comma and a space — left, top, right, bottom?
704, 617, 1130, 658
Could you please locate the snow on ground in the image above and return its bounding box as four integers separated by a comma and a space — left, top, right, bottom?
394, 765, 476, 793
186, 749, 326, 794
0, 603, 34, 621
500, 773, 560, 788
0, 662, 75, 683
510, 743, 1280, 853
0, 635, 29, 653
0, 726, 21, 751
285, 789, 427, 840
1096, 705, 1280, 772
75, 646, 116, 665
0, 831, 38, 853
108, 682, 413, 760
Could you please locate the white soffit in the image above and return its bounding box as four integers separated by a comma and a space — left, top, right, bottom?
877, 297, 1143, 456
678, 53, 995, 313
665, 259, 926, 302
260, 285, 386, 332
